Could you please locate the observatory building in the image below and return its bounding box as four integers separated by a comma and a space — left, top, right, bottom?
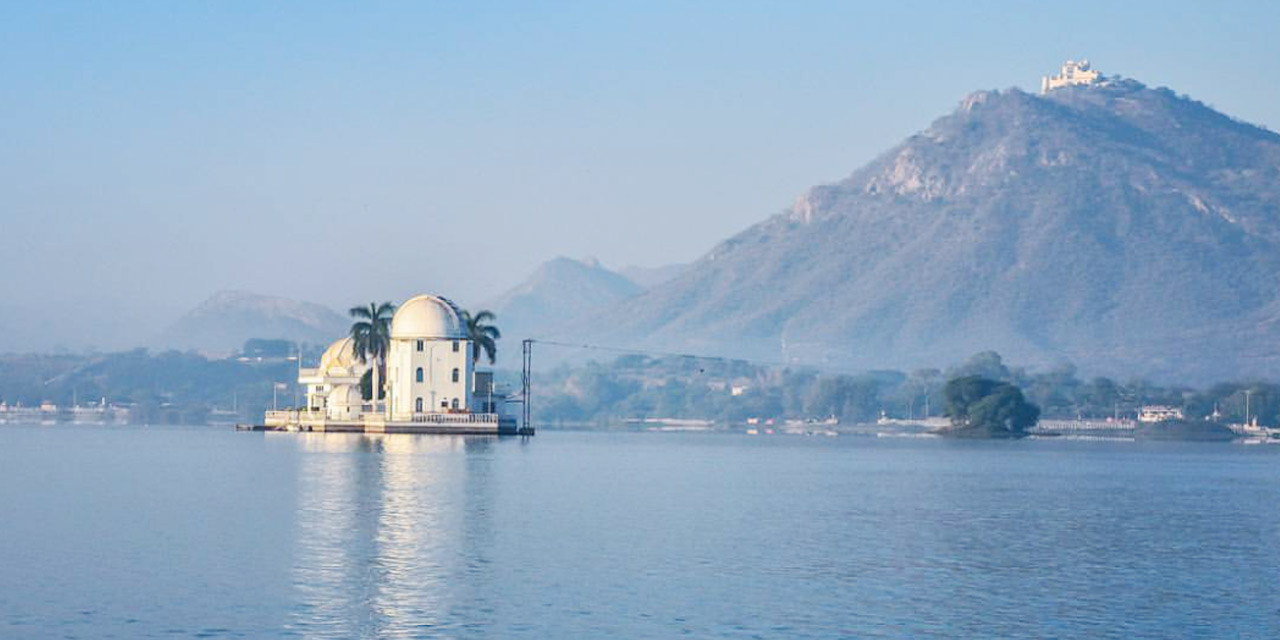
264, 294, 519, 434
1042, 59, 1102, 93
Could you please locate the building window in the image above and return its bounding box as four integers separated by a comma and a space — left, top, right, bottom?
416, 367, 424, 383
451, 368, 459, 383
415, 397, 423, 412
452, 340, 459, 352
451, 398, 459, 410
416, 340, 423, 352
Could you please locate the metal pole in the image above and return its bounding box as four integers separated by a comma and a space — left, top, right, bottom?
522, 339, 532, 432
295, 343, 302, 410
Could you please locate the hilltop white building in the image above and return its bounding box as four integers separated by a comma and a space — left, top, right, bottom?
267, 294, 517, 434
1042, 59, 1102, 93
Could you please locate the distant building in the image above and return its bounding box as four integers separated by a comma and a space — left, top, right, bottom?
1042, 59, 1102, 93
1138, 405, 1184, 423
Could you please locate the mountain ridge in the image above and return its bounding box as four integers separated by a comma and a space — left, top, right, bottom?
155, 290, 349, 353
483, 257, 644, 341
569, 79, 1280, 383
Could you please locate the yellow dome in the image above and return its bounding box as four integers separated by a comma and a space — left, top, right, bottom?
318, 337, 360, 374
390, 294, 466, 340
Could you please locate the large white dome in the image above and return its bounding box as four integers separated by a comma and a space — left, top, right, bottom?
390, 294, 466, 340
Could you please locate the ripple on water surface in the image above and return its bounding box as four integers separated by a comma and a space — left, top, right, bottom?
1, 426, 1279, 638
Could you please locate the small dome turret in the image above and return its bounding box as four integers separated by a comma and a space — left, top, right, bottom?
318, 337, 366, 375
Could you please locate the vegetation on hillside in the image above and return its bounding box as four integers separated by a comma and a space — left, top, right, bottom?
0, 346, 306, 425
525, 351, 1280, 429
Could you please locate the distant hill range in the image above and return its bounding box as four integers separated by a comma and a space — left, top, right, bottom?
154, 291, 348, 354
617, 263, 688, 289
484, 257, 645, 341
561, 78, 1280, 383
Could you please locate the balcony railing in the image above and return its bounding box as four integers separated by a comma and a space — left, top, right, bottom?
267, 408, 506, 426
409, 412, 499, 424
265, 409, 327, 424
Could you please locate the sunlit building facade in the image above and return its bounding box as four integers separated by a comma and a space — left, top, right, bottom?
267, 293, 515, 434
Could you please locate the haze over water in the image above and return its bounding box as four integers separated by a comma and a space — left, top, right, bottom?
5, 2, 1280, 352
2, 425, 1278, 638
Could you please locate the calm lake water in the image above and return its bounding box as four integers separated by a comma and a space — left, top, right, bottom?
2, 425, 1279, 639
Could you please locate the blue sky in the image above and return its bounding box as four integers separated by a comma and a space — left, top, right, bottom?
2, 1, 1278, 348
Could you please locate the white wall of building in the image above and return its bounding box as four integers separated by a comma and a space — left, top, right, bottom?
388, 336, 473, 419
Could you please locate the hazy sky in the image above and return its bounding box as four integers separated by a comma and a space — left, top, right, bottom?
3, 1, 1279, 348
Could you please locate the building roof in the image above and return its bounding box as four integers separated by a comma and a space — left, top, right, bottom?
390, 294, 467, 340
318, 336, 365, 375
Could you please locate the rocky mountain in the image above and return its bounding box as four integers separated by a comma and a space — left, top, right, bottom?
484, 257, 644, 341
578, 79, 1280, 383
155, 291, 348, 354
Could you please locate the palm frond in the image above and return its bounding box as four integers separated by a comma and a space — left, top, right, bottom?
348, 300, 395, 365
457, 307, 501, 364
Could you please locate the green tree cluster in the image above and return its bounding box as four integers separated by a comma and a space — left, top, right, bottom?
528, 356, 888, 427
942, 375, 1040, 436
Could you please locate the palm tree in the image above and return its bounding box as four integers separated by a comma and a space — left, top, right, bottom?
350, 301, 396, 403
460, 309, 501, 365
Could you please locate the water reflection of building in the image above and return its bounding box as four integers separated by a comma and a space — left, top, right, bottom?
286, 433, 374, 637
287, 433, 497, 637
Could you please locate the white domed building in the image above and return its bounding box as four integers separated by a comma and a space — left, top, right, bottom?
267, 293, 517, 435
386, 294, 474, 419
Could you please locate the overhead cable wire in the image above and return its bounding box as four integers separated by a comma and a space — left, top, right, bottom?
526, 338, 876, 377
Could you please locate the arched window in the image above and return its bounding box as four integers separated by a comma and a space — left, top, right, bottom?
416, 340, 423, 352
415, 397, 423, 412
416, 367, 424, 383
451, 368, 459, 383
451, 398, 459, 410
